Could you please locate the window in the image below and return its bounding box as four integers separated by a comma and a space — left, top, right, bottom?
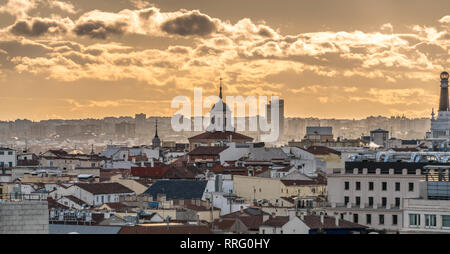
344, 196, 349, 205
368, 182, 374, 191
395, 182, 400, 191
442, 215, 450, 228
344, 181, 349, 190
368, 197, 374, 207
366, 214, 372, 225
409, 182, 414, 192
425, 215, 436, 228
409, 214, 420, 227
340, 213, 344, 220
382, 197, 387, 207
353, 214, 359, 223
379, 214, 384, 225
395, 197, 400, 208
392, 215, 398, 225
356, 196, 361, 206
382, 182, 387, 191
355, 182, 361, 191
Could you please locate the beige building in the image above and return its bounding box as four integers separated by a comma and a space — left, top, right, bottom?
110, 174, 149, 195
233, 175, 327, 205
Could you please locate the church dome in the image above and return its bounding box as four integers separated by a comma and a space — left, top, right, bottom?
441, 71, 449, 80
211, 99, 231, 113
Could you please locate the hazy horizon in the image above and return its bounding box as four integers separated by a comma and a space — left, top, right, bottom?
0, 0, 448, 121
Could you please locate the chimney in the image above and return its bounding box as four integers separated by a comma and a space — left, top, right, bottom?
150, 159, 154, 167
104, 212, 110, 219
140, 161, 144, 167
335, 215, 339, 227
132, 157, 136, 163
300, 212, 304, 220
320, 214, 324, 225
240, 206, 244, 214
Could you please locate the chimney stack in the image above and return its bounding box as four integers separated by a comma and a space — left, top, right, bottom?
300, 212, 305, 220
335, 215, 339, 227
150, 159, 154, 167
320, 214, 324, 225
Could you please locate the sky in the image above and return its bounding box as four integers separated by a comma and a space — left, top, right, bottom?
0, 0, 448, 121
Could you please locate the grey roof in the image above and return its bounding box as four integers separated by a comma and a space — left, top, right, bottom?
49, 224, 121, 234
247, 147, 288, 161
370, 128, 388, 133
143, 180, 207, 200
306, 126, 332, 135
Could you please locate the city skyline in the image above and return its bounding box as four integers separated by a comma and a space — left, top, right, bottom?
0, 0, 448, 121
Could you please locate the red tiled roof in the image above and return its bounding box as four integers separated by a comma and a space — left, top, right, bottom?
304, 146, 341, 156
238, 216, 264, 230
74, 182, 134, 195
102, 202, 138, 212
119, 225, 212, 234
62, 195, 88, 206
302, 215, 367, 230
261, 216, 290, 227
213, 219, 236, 230
189, 131, 253, 141
188, 146, 229, 156
47, 197, 69, 210
131, 165, 171, 178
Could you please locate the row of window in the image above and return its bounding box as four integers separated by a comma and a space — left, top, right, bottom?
344, 181, 414, 192
0, 151, 13, 155
351, 213, 398, 225
344, 196, 401, 208
409, 214, 450, 228
0, 162, 13, 167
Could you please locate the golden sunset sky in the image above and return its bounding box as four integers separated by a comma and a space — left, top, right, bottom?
0, 0, 448, 121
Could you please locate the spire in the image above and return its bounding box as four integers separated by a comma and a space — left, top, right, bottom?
219, 77, 223, 99
154, 119, 158, 138
432, 108, 435, 120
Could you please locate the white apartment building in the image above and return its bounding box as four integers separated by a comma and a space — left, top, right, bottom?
402, 198, 450, 233
327, 161, 427, 232
401, 168, 450, 233
0, 148, 17, 168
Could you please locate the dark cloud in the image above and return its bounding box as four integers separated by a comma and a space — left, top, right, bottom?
258, 27, 275, 38
138, 8, 156, 20
161, 11, 217, 36
168, 46, 190, 54
73, 20, 128, 39
9, 18, 68, 37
